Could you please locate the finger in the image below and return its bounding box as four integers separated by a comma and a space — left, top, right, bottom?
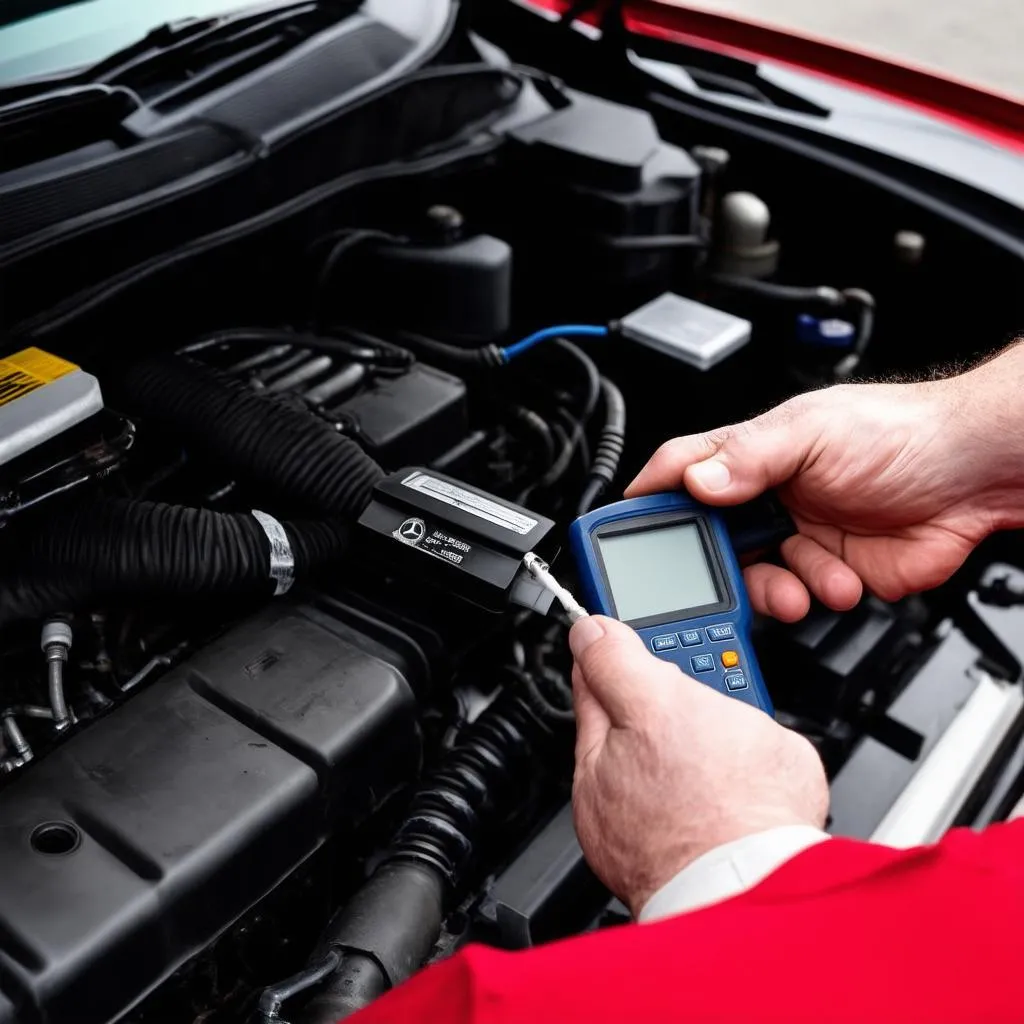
572, 666, 610, 769
743, 563, 811, 622
625, 433, 721, 496
625, 401, 818, 506
781, 534, 863, 610
569, 616, 676, 727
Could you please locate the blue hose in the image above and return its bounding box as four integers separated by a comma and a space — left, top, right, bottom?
499, 324, 608, 362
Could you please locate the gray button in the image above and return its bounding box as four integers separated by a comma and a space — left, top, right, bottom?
652, 634, 679, 652
690, 654, 715, 673
707, 623, 736, 642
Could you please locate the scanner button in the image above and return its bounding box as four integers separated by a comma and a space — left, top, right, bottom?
652, 634, 679, 652
721, 650, 740, 669
725, 673, 748, 691
679, 629, 703, 647
690, 654, 715, 674
707, 624, 736, 642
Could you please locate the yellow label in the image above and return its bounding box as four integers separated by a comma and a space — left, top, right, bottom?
0, 348, 77, 408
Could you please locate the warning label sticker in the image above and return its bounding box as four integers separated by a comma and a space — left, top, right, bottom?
401, 471, 538, 536
0, 348, 78, 408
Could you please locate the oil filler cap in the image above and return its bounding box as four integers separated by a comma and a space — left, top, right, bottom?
357, 469, 559, 613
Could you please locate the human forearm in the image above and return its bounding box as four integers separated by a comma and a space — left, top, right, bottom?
939, 338, 1024, 532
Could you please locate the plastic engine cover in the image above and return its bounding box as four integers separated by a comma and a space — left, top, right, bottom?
0, 601, 422, 1024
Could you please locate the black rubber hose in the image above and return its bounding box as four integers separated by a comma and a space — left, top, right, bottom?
387, 687, 542, 885
577, 376, 627, 517
553, 339, 601, 422
120, 356, 383, 518
291, 864, 445, 1024
255, 950, 342, 1024
392, 329, 504, 369
179, 326, 412, 369
290, 689, 548, 1022
312, 229, 404, 330
832, 287, 878, 379
710, 273, 844, 307
518, 340, 601, 504
511, 406, 557, 471
0, 499, 349, 628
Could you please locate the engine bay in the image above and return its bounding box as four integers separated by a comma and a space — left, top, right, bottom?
1, 4, 1024, 1021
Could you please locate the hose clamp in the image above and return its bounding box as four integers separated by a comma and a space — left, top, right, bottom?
251, 510, 295, 596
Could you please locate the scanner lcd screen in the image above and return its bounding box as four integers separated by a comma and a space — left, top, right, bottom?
598, 521, 720, 622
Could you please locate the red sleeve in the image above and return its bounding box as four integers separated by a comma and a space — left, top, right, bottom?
352, 821, 1024, 1023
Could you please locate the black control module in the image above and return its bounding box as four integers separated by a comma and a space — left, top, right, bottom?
357, 469, 559, 613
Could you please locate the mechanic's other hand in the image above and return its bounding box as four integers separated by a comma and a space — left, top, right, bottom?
627, 358, 1024, 621
570, 616, 828, 918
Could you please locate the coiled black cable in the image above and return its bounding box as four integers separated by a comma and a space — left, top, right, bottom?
578, 376, 627, 516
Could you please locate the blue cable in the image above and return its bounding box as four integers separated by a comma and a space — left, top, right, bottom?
499, 324, 609, 363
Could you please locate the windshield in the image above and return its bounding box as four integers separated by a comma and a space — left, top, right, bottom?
0, 0, 258, 86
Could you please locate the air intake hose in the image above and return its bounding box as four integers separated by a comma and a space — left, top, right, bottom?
0, 500, 348, 628
120, 355, 383, 517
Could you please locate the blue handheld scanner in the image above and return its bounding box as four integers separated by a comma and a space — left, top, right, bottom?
570, 493, 774, 715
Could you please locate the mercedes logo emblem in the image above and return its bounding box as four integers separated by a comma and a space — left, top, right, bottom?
398, 517, 426, 545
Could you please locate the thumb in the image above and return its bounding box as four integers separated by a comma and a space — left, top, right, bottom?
569, 616, 673, 727
626, 406, 814, 506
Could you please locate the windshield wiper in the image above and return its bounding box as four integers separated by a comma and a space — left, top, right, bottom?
0, 0, 353, 108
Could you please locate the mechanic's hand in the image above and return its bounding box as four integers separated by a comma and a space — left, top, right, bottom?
627, 350, 1024, 620
570, 615, 828, 917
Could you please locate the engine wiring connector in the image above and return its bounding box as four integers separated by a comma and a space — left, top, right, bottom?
522, 552, 589, 623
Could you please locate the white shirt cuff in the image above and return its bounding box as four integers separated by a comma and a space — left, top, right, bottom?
637, 824, 831, 922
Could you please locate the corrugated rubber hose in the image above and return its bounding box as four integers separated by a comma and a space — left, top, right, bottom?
120, 355, 383, 518
0, 355, 383, 627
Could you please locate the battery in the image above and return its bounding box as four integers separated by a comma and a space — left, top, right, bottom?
0, 348, 103, 466
618, 292, 752, 371
357, 469, 559, 613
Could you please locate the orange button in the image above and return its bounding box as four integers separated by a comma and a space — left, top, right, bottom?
721, 650, 739, 669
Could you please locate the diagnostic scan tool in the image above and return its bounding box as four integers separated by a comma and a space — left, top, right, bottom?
570, 493, 773, 714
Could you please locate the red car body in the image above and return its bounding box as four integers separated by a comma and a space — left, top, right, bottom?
529, 0, 1024, 153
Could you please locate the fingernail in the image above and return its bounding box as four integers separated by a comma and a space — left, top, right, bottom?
569, 616, 605, 658
689, 458, 731, 492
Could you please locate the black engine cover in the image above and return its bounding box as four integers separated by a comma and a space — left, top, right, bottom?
0, 601, 422, 1024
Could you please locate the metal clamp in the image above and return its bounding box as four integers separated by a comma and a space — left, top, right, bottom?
251, 510, 295, 596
